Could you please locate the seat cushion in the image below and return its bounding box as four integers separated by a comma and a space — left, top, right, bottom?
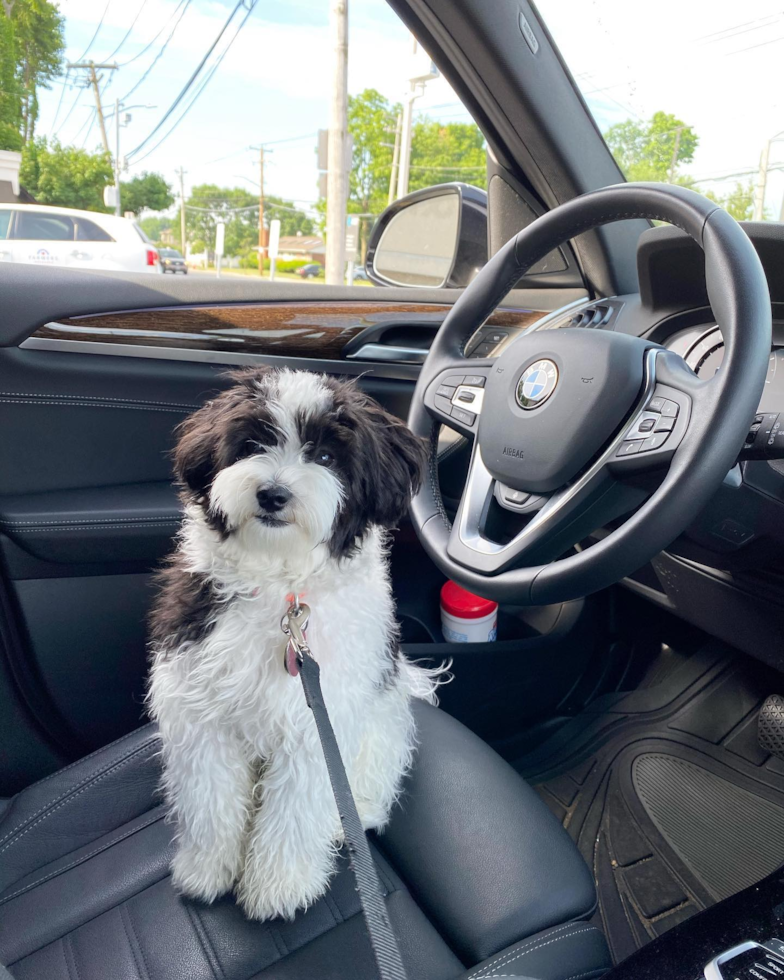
0, 705, 608, 979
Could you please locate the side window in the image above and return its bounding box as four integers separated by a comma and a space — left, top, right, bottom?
13, 212, 75, 242
75, 219, 114, 242
0, 210, 11, 239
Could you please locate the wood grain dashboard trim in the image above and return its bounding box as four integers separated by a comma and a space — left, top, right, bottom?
32, 302, 545, 361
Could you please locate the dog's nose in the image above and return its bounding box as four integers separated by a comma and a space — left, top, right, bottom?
257, 485, 292, 513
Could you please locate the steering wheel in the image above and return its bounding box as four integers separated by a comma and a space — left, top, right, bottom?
408, 183, 772, 604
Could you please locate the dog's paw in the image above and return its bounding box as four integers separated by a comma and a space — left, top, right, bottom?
171, 845, 239, 903
236, 853, 334, 921
356, 798, 391, 832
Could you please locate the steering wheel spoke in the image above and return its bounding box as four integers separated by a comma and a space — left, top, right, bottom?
423, 358, 494, 437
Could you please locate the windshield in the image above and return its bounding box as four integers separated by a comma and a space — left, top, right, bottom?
538, 0, 783, 221
9, 0, 484, 287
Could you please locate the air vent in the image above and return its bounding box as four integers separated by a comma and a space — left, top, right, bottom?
566, 304, 614, 329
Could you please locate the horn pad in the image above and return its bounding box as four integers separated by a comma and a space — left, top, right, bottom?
478, 328, 650, 493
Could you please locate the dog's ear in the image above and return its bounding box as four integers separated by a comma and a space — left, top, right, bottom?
327, 384, 427, 558
363, 402, 428, 528
172, 403, 222, 500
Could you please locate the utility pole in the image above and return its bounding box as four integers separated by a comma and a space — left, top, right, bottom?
68, 61, 117, 154
114, 98, 122, 216
388, 111, 402, 206
396, 40, 438, 200
325, 0, 349, 285
258, 146, 265, 276
754, 138, 772, 221
668, 126, 682, 183
176, 166, 187, 254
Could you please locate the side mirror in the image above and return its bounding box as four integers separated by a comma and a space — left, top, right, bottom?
365, 182, 487, 288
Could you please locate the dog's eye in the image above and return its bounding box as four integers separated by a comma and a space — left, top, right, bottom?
315, 451, 334, 467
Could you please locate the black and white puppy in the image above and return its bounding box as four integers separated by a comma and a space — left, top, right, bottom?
148, 367, 441, 921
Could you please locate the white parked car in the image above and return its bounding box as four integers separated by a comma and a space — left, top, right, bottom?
0, 203, 161, 274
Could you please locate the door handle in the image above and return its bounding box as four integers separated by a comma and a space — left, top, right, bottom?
345, 343, 427, 364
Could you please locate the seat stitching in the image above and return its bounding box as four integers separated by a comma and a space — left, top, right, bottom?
63, 935, 80, 980
464, 924, 597, 978
0, 391, 199, 409
0, 398, 190, 414
9, 523, 181, 533
2, 517, 180, 527
0, 740, 159, 854
0, 808, 166, 907
120, 904, 151, 980
185, 902, 225, 980
463, 923, 588, 977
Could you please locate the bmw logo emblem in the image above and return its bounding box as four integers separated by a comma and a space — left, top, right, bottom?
516, 359, 559, 410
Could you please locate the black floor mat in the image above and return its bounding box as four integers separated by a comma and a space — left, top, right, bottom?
513, 642, 784, 964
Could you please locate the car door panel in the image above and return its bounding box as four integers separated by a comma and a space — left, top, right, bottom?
0, 267, 587, 783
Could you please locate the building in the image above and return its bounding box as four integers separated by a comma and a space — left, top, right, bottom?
0, 151, 36, 205
277, 233, 325, 266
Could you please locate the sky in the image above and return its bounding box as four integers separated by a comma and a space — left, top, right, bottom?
36, 0, 784, 219
36, 0, 473, 218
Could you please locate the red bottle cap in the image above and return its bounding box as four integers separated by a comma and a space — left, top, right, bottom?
440, 580, 498, 620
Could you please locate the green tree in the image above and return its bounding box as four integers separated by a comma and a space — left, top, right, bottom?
20, 137, 113, 211
8, 0, 64, 143
409, 117, 487, 191
186, 184, 257, 255
0, 9, 23, 150
265, 194, 314, 236
720, 181, 755, 221
604, 111, 698, 182
138, 214, 175, 245
120, 171, 174, 215
347, 88, 399, 217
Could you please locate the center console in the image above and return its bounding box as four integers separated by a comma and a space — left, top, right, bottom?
605, 867, 784, 980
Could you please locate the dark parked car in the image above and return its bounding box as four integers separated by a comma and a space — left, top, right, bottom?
295, 262, 322, 278
159, 247, 187, 274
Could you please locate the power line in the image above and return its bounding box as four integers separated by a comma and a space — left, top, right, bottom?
118, 0, 192, 103
102, 0, 150, 62
128, 0, 258, 165
75, 0, 113, 62
116, 0, 188, 67
53, 81, 85, 137
127, 0, 251, 161
50, 69, 71, 131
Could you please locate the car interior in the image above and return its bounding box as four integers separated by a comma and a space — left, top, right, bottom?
2, 1, 784, 979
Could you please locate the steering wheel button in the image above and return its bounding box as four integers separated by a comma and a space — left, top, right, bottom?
655, 415, 675, 432
457, 390, 476, 404
660, 399, 679, 417
641, 431, 669, 452
436, 384, 456, 398
647, 396, 666, 413
451, 406, 476, 426
435, 395, 454, 415
444, 375, 465, 387
638, 418, 655, 432
462, 375, 486, 387
504, 488, 529, 505
617, 440, 643, 456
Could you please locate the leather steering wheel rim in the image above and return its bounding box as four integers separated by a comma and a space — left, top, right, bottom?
408, 182, 772, 604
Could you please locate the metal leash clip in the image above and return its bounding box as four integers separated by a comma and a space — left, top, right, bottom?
281, 601, 311, 676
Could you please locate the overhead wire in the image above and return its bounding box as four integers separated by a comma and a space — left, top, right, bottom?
128, 0, 258, 165
50, 69, 71, 131
115, 0, 188, 67
74, 0, 112, 62
127, 0, 252, 161
101, 0, 150, 62
118, 0, 192, 104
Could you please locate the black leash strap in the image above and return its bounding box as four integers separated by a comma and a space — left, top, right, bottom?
298, 650, 409, 980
